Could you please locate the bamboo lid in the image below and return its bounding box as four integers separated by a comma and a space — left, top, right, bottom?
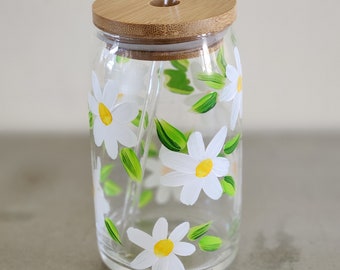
92, 0, 237, 43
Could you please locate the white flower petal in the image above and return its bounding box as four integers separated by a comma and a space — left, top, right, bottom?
127, 218, 194, 270
180, 182, 202, 205
202, 175, 223, 200
226, 64, 239, 82
153, 217, 168, 240
127, 228, 154, 250
130, 250, 157, 270
112, 123, 137, 148
161, 172, 196, 187
206, 126, 227, 157
103, 135, 118, 160
93, 118, 104, 146
103, 81, 118, 110
92, 71, 102, 101
95, 186, 110, 221
230, 93, 242, 131
169, 222, 189, 242
187, 131, 206, 159
234, 47, 242, 75
167, 254, 185, 270
212, 157, 230, 177
88, 93, 99, 115
159, 147, 197, 174
173, 242, 196, 256
219, 82, 237, 102
152, 257, 169, 270
112, 102, 139, 123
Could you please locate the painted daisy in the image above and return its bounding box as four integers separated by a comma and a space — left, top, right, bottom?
88, 71, 139, 159
93, 157, 110, 229
219, 47, 243, 130
127, 217, 195, 270
115, 61, 147, 101
144, 159, 181, 204
190, 61, 212, 92
160, 126, 230, 206
184, 61, 213, 107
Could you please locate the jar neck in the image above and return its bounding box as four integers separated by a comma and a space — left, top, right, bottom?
97, 30, 228, 61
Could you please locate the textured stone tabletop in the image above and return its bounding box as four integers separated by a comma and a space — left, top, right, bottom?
0, 133, 339, 270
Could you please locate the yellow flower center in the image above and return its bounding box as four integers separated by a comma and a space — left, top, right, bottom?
161, 166, 171, 175
237, 76, 243, 93
99, 102, 112, 126
154, 239, 174, 257
196, 159, 213, 178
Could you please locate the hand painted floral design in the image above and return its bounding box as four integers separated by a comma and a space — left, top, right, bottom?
190, 61, 212, 93
219, 47, 243, 130
144, 159, 181, 204
127, 217, 195, 270
111, 61, 148, 106
88, 71, 139, 159
93, 157, 110, 229
160, 126, 230, 205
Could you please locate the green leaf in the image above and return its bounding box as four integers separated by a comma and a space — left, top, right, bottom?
217, 47, 227, 76
187, 221, 212, 241
144, 112, 149, 128
139, 190, 153, 208
155, 119, 187, 152
116, 55, 129, 63
164, 69, 194, 95
140, 140, 158, 158
104, 180, 122, 196
147, 141, 158, 158
224, 133, 241, 154
104, 218, 122, 244
231, 33, 238, 46
197, 73, 226, 89
192, 92, 218, 113
100, 164, 114, 183
170, 59, 189, 72
132, 110, 149, 129
119, 148, 143, 182
88, 111, 94, 129
221, 176, 236, 196
198, 236, 222, 251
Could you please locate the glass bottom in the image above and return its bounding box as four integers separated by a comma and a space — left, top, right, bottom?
96, 206, 240, 270
100, 248, 238, 270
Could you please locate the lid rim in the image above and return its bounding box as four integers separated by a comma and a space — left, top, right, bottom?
92, 0, 237, 41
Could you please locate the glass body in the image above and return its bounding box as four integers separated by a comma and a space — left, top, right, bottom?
89, 27, 242, 270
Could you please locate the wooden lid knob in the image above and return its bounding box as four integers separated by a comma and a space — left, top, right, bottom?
92, 0, 237, 43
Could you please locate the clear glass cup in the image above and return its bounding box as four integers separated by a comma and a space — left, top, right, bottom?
89, 0, 242, 267
89, 26, 243, 270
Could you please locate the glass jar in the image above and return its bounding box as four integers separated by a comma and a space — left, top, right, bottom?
89, 0, 242, 269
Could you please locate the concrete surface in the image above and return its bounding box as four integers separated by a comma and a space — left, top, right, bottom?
0, 133, 339, 269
